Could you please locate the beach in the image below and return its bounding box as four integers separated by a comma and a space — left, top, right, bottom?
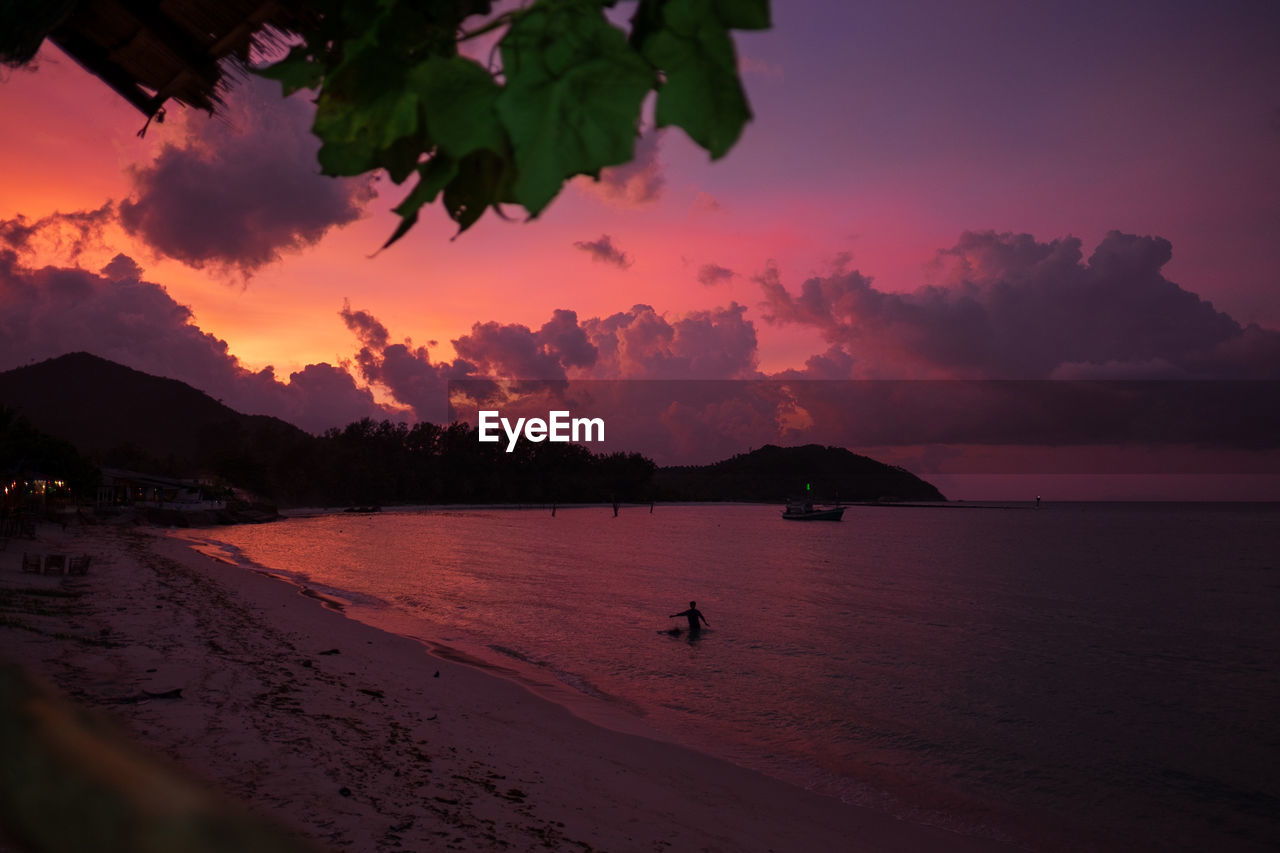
1, 520, 1013, 853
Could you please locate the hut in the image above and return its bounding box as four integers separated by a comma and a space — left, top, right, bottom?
0, 0, 310, 121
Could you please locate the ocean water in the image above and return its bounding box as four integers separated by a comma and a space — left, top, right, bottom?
192, 503, 1280, 851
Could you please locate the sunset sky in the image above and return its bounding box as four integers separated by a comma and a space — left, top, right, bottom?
2, 0, 1278, 498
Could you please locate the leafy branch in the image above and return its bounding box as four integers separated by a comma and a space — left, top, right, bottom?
257, 0, 770, 245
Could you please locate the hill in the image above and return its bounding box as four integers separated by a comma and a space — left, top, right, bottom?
652, 444, 946, 502
0, 355, 947, 506
0, 353, 312, 459
0, 353, 315, 498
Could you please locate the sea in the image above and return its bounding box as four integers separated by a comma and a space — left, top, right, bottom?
188, 502, 1280, 852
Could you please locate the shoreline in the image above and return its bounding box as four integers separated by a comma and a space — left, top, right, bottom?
2, 521, 1018, 852
176, 527, 680, 746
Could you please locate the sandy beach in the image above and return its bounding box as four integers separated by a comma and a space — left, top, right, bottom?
1, 520, 1016, 852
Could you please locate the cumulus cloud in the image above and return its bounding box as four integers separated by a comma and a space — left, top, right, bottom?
751, 230, 1280, 473
573, 234, 633, 269
697, 263, 735, 286
388, 228, 1271, 464
453, 311, 598, 380
382, 303, 764, 463
0, 205, 114, 259
333, 299, 763, 454
773, 346, 856, 380
9, 208, 1274, 470
117, 76, 375, 276
581, 303, 759, 380
535, 309, 599, 370
586, 130, 665, 205
0, 240, 390, 433
338, 306, 605, 422
761, 230, 1279, 380
339, 301, 461, 423
343, 296, 757, 390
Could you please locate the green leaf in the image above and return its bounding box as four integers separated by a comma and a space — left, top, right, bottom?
309, 9, 428, 180
409, 56, 505, 159
313, 87, 422, 178
315, 136, 374, 177
497, 0, 656, 215
382, 90, 421, 148
442, 149, 511, 233
636, 0, 754, 159
257, 46, 324, 95
261, 0, 767, 244
713, 0, 771, 30
383, 155, 460, 249
380, 135, 423, 185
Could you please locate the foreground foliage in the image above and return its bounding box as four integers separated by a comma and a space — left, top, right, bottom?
259, 0, 770, 243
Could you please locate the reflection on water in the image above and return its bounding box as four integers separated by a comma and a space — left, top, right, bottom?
200, 503, 1280, 852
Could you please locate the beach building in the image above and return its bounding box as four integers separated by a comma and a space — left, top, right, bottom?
97, 468, 225, 511
3, 473, 72, 513
0, 0, 309, 120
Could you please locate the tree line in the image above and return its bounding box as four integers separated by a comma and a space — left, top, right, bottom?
60, 413, 656, 508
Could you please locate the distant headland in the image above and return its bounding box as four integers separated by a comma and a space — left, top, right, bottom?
1, 353, 944, 515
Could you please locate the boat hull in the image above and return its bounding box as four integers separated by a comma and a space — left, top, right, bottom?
781, 507, 845, 521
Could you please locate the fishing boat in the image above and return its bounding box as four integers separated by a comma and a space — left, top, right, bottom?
782, 499, 845, 521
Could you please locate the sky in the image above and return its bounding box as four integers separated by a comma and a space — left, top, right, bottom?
2, 0, 1278, 499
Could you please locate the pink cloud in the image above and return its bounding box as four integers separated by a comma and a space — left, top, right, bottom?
573, 234, 633, 269
0, 236, 389, 433
697, 262, 735, 286
762, 230, 1278, 380
117, 77, 375, 276
585, 131, 665, 205
581, 303, 759, 380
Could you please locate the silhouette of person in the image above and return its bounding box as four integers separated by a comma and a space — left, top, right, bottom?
670, 601, 709, 635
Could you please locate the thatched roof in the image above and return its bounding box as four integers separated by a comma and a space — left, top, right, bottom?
0, 0, 310, 118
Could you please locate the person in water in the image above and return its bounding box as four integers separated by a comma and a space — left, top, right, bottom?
670, 601, 709, 634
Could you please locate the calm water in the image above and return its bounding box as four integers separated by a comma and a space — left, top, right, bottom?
192, 503, 1280, 851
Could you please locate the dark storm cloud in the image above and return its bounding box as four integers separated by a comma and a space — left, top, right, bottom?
0, 244, 389, 433
117, 77, 375, 275
573, 234, 633, 269
760, 230, 1278, 380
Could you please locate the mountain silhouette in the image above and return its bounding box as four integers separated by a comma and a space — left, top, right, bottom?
1, 354, 946, 505
0, 352, 312, 479
653, 444, 946, 502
